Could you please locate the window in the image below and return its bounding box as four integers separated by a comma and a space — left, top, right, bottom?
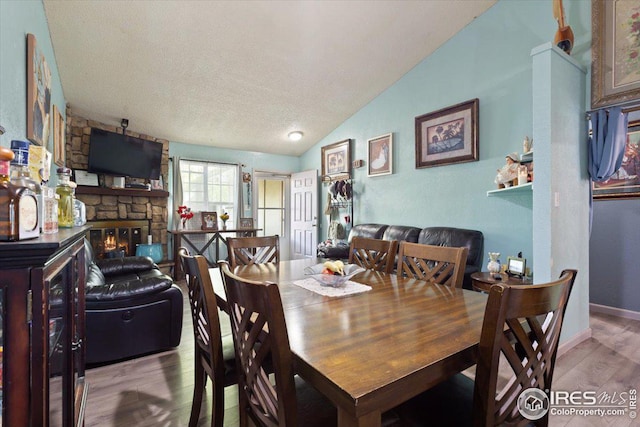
180, 160, 237, 222
256, 177, 285, 237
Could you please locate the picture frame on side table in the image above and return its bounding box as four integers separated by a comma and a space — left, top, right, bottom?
506, 256, 526, 278
201, 212, 218, 231
321, 139, 351, 181
367, 133, 393, 177
592, 120, 640, 199
53, 105, 65, 166
239, 218, 254, 229
415, 98, 479, 168
26, 33, 52, 146
591, 0, 640, 108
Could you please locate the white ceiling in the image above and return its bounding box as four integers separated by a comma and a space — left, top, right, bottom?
44, 0, 496, 156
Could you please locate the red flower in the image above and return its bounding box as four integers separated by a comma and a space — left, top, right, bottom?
631, 51, 639, 60
632, 12, 639, 19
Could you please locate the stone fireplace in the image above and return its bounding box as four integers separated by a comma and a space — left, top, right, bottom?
86, 220, 149, 259
65, 110, 170, 259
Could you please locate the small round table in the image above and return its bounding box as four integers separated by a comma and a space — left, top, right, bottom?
470, 271, 531, 292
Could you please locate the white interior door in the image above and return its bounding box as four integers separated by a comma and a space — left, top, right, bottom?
290, 169, 318, 259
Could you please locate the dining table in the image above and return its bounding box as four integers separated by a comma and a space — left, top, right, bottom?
209, 258, 488, 427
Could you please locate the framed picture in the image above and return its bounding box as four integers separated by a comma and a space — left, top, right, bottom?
26, 33, 52, 146
591, 1, 640, 109
201, 212, 218, 231
72, 169, 99, 187
367, 133, 393, 177
415, 98, 479, 168
593, 120, 640, 199
150, 176, 164, 190
321, 139, 351, 181
53, 105, 65, 166
239, 218, 254, 229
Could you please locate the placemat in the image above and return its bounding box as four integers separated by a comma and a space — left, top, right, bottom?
292, 278, 372, 297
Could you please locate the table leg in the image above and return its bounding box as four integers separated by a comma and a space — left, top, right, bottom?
173, 234, 183, 280
338, 408, 381, 427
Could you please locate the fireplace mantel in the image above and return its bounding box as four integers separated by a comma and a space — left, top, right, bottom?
75, 185, 169, 198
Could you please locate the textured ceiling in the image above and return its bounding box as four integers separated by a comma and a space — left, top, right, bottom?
44, 0, 496, 156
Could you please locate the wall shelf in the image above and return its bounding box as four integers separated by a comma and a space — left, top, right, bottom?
486, 182, 532, 197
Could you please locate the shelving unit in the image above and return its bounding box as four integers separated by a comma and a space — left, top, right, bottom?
323, 177, 354, 240
486, 182, 532, 197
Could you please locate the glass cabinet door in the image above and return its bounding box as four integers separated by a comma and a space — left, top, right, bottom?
48, 270, 67, 427
1, 288, 4, 427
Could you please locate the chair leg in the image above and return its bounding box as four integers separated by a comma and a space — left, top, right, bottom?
212, 378, 224, 427
189, 360, 206, 427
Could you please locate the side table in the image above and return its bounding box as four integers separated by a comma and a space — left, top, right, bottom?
470, 271, 531, 292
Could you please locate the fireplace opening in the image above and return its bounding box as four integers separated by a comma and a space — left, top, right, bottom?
86, 220, 150, 259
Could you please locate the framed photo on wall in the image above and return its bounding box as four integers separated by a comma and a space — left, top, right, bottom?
53, 105, 65, 166
591, 0, 640, 108
367, 133, 393, 176
593, 120, 640, 199
415, 98, 479, 168
26, 33, 52, 146
201, 212, 218, 231
321, 139, 351, 181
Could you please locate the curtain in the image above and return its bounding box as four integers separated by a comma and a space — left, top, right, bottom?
172, 156, 184, 230
236, 164, 244, 228
588, 107, 628, 182
587, 107, 628, 232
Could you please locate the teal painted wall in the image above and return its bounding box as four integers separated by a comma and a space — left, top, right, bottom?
300, 0, 592, 271
0, 0, 66, 159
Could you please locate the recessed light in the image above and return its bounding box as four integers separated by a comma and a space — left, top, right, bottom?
288, 131, 303, 141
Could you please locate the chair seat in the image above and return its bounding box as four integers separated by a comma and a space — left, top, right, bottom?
396, 373, 474, 427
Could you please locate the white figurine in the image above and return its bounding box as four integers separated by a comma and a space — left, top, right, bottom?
495, 152, 520, 187
523, 136, 533, 153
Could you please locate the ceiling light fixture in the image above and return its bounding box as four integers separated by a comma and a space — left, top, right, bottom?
288, 131, 303, 141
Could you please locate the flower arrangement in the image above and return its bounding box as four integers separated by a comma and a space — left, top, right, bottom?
220, 211, 230, 227
177, 205, 194, 229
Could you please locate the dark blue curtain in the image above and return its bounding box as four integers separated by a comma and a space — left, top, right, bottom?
588, 107, 628, 182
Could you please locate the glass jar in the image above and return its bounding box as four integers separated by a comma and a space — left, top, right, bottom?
43, 188, 59, 234
56, 167, 75, 228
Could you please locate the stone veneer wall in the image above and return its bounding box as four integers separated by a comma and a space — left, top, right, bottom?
65, 109, 170, 257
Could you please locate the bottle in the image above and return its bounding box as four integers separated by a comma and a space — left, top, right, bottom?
43, 187, 59, 234
56, 167, 75, 228
0, 146, 39, 241
10, 140, 42, 233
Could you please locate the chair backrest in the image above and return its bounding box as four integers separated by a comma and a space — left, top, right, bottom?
473, 269, 577, 426
218, 261, 297, 427
178, 248, 226, 389
226, 235, 279, 269
397, 241, 468, 288
349, 236, 398, 274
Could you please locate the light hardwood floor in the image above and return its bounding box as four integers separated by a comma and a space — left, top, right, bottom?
83, 283, 640, 427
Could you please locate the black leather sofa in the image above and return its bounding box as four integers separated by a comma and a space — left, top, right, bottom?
84, 240, 183, 365
318, 224, 484, 290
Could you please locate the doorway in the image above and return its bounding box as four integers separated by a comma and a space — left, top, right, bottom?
253, 172, 290, 260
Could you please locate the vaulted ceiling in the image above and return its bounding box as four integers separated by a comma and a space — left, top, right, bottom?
44, 0, 496, 156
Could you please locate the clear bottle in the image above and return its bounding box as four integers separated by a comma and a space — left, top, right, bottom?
10, 140, 41, 232
43, 187, 59, 234
56, 167, 75, 228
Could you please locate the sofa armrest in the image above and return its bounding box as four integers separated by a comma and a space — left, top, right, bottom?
86, 270, 173, 302
96, 256, 157, 277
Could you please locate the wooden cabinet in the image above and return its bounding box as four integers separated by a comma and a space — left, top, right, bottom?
0, 226, 89, 426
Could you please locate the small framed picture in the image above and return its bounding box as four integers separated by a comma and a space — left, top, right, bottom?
201, 212, 218, 231
239, 218, 254, 229
72, 169, 99, 187
367, 133, 393, 176
321, 139, 351, 181
506, 256, 526, 278
150, 176, 164, 190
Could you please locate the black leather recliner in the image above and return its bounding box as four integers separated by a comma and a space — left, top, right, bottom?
84, 239, 183, 365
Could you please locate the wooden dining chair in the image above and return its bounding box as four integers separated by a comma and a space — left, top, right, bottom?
226, 235, 279, 269
397, 241, 468, 288
348, 236, 398, 274
218, 260, 337, 427
396, 269, 577, 427
178, 248, 237, 427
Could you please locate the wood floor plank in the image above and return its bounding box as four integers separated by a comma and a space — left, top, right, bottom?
83, 283, 640, 427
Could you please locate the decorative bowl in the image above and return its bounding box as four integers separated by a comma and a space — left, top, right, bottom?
304, 264, 366, 288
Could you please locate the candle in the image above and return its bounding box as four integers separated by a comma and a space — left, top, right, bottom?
147, 235, 153, 245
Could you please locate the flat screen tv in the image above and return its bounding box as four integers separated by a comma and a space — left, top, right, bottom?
88, 128, 162, 180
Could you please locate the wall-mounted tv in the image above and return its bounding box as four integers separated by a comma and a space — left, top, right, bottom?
88, 128, 162, 180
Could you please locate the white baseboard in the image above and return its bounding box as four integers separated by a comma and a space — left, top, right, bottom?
557, 328, 592, 358
590, 303, 640, 321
